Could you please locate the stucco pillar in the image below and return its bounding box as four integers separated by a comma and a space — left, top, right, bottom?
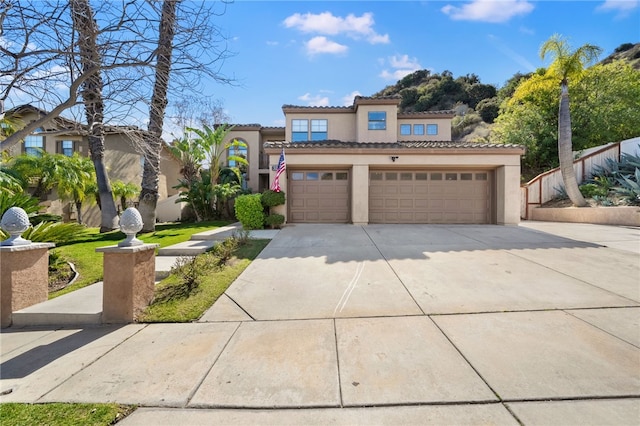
96, 244, 158, 323
496, 165, 521, 225
0, 243, 55, 328
351, 164, 369, 225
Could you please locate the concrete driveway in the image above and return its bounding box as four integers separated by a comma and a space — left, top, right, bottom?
2, 222, 639, 425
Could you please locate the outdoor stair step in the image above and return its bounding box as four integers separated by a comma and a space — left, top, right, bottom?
12, 283, 103, 327
157, 240, 217, 256
189, 223, 242, 241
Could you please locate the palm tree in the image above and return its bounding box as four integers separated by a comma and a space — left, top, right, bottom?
186, 124, 248, 214
55, 154, 96, 224
111, 180, 140, 213
138, 0, 178, 232
540, 34, 602, 207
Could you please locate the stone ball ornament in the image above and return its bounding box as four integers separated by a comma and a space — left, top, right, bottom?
1, 207, 32, 246
118, 207, 144, 247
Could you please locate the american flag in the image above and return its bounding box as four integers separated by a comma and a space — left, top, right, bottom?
271, 148, 286, 192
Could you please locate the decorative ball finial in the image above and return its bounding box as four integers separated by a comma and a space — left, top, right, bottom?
118, 207, 144, 247
1, 207, 32, 246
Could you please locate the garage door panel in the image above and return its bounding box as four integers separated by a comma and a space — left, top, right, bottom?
289, 170, 350, 223
370, 170, 491, 224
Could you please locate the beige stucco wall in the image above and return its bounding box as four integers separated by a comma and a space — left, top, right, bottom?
355, 104, 399, 143
397, 117, 452, 141
284, 111, 357, 142
268, 149, 523, 225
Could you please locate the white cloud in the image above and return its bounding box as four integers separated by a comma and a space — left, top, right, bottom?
306, 36, 348, 55
379, 54, 422, 81
283, 11, 390, 44
266, 40, 279, 46
596, 0, 639, 17
441, 0, 534, 23
298, 92, 330, 106
342, 91, 362, 106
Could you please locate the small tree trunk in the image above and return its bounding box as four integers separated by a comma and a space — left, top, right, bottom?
558, 81, 588, 207
75, 200, 83, 224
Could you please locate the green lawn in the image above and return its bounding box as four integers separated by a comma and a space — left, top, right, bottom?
50, 221, 232, 299
139, 238, 269, 322
0, 403, 135, 425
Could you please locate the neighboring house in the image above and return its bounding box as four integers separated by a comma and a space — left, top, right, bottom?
233, 96, 524, 225
4, 105, 182, 226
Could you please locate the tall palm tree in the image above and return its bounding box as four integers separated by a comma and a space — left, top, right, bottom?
540, 34, 602, 207
138, 0, 178, 232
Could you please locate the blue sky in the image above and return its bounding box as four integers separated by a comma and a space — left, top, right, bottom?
206, 0, 640, 127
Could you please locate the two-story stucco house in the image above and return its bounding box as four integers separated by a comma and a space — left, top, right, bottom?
226, 96, 524, 225
4, 105, 182, 226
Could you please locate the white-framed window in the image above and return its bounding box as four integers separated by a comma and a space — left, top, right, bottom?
368, 111, 386, 130
310, 119, 328, 141
400, 124, 411, 135
414, 124, 425, 135
292, 119, 328, 142
292, 119, 308, 142
24, 128, 44, 156
427, 124, 438, 135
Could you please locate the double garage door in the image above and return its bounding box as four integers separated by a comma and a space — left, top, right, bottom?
288, 169, 492, 224
370, 170, 492, 224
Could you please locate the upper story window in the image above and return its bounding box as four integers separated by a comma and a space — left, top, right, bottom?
368, 111, 386, 130
414, 124, 425, 135
311, 119, 328, 141
58, 140, 75, 156
292, 119, 308, 142
24, 128, 44, 156
292, 119, 328, 142
427, 124, 438, 135
400, 124, 411, 136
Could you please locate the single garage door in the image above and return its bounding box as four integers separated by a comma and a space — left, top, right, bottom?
369, 170, 492, 224
289, 170, 350, 223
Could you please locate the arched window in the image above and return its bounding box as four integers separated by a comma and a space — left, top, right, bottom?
228, 140, 248, 174
25, 128, 45, 156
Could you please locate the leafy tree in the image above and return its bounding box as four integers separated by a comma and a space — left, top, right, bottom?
111, 180, 140, 213
476, 97, 500, 123
491, 41, 640, 183
54, 153, 96, 224
540, 34, 602, 207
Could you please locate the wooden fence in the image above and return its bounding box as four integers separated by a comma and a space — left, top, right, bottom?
520, 137, 640, 220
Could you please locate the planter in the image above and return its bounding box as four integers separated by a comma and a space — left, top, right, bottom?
530, 206, 640, 227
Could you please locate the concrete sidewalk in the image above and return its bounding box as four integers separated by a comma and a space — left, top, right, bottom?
1, 222, 639, 425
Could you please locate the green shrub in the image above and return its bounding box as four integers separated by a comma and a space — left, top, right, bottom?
30, 213, 62, 225
0, 221, 89, 244
0, 191, 41, 217
261, 189, 285, 208
265, 213, 285, 229
234, 194, 265, 230
579, 183, 608, 198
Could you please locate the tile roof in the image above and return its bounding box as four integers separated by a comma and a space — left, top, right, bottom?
264, 140, 524, 150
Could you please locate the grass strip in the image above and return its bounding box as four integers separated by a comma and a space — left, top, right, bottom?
49, 221, 231, 299
139, 238, 269, 323
0, 402, 135, 426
